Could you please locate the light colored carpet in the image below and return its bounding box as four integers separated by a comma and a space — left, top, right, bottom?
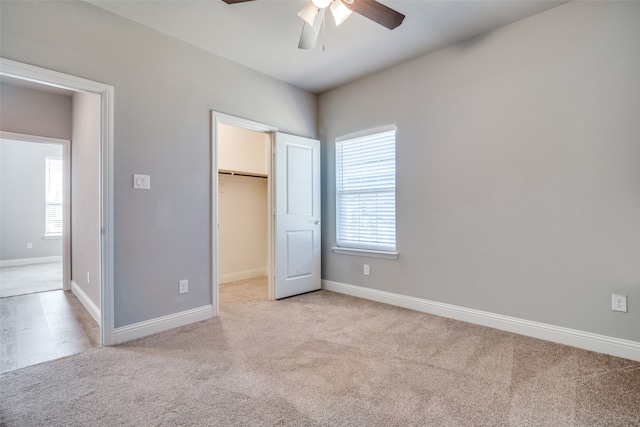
0, 262, 62, 298
1, 277, 639, 426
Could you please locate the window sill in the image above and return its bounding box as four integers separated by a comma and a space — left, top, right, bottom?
43, 235, 62, 240
331, 247, 399, 260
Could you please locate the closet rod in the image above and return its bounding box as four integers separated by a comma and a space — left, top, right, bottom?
218, 170, 267, 179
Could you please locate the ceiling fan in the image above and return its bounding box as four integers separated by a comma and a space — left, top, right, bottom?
222, 0, 405, 50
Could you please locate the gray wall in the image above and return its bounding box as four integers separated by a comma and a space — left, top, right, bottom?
0, 139, 63, 262
0, 83, 72, 141
0, 1, 317, 327
71, 91, 101, 307
319, 1, 640, 342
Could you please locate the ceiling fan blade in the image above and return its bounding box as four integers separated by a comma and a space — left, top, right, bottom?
344, 0, 405, 30
221, 0, 255, 4
298, 8, 325, 49
298, 1, 319, 27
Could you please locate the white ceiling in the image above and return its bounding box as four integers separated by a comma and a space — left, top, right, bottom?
87, 0, 568, 94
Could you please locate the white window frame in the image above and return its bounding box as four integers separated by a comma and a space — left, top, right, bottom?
332, 126, 398, 260
45, 156, 63, 238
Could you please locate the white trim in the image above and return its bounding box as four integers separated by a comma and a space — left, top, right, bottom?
212, 112, 277, 134
322, 280, 640, 362
62, 137, 71, 291
0, 131, 68, 145
331, 247, 399, 260
71, 280, 101, 326
0, 58, 114, 94
0, 256, 62, 268
100, 80, 116, 346
335, 124, 397, 142
1, 58, 116, 346
113, 305, 215, 345
219, 268, 268, 284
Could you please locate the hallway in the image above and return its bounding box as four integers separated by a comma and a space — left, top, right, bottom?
0, 290, 99, 373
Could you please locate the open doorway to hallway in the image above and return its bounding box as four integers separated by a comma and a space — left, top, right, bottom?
1, 58, 115, 349
0, 134, 97, 374
0, 70, 107, 372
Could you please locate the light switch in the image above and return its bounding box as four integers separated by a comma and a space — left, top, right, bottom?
133, 174, 151, 189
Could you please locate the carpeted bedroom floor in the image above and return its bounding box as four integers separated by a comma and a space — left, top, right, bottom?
1, 277, 639, 426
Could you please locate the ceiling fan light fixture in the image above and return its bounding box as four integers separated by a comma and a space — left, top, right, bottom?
297, 2, 319, 27
311, 0, 331, 9
330, 0, 352, 26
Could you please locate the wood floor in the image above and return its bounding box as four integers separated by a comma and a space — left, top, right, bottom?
0, 290, 99, 374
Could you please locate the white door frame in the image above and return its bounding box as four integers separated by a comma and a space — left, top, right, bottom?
0, 132, 71, 291
0, 58, 115, 346
211, 111, 277, 313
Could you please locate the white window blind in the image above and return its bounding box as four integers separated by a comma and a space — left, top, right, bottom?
45, 157, 63, 237
336, 129, 396, 252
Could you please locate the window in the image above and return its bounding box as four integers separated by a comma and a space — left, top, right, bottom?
45, 157, 63, 237
335, 127, 397, 257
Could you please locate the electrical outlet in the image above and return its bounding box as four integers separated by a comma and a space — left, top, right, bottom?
612, 294, 627, 312
364, 264, 370, 276
87, 271, 91, 284
27, 242, 33, 249
179, 279, 189, 294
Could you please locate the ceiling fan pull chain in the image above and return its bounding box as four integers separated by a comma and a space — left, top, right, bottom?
322, 12, 326, 52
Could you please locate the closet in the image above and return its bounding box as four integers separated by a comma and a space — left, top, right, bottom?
217, 123, 270, 285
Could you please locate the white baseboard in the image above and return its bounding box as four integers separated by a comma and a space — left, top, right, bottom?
71, 280, 101, 326
0, 256, 62, 268
113, 305, 215, 345
322, 280, 640, 362
219, 268, 267, 284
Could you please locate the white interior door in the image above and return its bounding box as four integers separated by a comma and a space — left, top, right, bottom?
274, 132, 321, 299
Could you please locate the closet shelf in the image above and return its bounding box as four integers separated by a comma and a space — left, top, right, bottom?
219, 170, 267, 179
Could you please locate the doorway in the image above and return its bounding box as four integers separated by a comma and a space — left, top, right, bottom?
218, 124, 271, 302
0, 135, 69, 298
0, 58, 115, 346
211, 112, 321, 312
213, 114, 276, 308
0, 130, 97, 375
